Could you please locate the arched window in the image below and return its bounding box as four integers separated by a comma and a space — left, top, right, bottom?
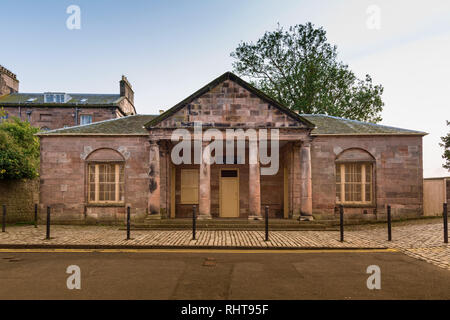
86, 149, 125, 204
335, 149, 375, 205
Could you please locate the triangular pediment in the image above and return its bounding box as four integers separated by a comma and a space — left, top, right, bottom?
145, 72, 315, 129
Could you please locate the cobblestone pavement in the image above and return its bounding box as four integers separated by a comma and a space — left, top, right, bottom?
0, 222, 448, 270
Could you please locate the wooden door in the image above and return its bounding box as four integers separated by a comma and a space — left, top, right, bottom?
220, 169, 239, 218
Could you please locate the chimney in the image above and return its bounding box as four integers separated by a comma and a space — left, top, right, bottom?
0, 65, 19, 96
120, 75, 134, 106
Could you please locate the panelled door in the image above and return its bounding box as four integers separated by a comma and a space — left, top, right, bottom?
220, 169, 239, 218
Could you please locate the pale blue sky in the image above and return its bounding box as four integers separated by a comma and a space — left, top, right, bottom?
1, 0, 449, 177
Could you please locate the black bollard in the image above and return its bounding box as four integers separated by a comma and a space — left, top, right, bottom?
444, 203, 448, 244
265, 206, 269, 241
192, 205, 196, 240
2, 205, 5, 233
339, 204, 344, 242
34, 204, 38, 228
387, 205, 392, 241
46, 206, 51, 239
126, 206, 131, 240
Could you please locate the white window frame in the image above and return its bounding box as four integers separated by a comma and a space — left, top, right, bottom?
80, 114, 93, 125
336, 162, 374, 205
88, 162, 124, 204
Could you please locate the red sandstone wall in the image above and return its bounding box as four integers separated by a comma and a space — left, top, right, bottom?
310, 135, 424, 219
156, 80, 305, 128
39, 135, 150, 223
2, 106, 120, 130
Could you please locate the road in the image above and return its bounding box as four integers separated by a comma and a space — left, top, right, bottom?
0, 249, 449, 300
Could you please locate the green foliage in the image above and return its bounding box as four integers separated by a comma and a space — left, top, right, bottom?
231, 23, 384, 123
440, 121, 450, 171
0, 112, 40, 180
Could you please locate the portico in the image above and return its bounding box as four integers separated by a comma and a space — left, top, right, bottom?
144, 72, 315, 220
145, 135, 313, 220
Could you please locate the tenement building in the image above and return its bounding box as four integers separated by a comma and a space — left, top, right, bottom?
37, 72, 426, 223
0, 65, 136, 130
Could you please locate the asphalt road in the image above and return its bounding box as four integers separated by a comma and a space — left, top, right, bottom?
0, 249, 449, 300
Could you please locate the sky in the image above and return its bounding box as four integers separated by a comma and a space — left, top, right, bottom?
1, 0, 449, 177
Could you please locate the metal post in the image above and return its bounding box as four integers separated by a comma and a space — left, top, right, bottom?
46, 206, 51, 240
339, 204, 344, 242
387, 205, 392, 241
34, 204, 38, 228
2, 205, 5, 233
192, 205, 196, 240
444, 203, 448, 244
126, 206, 131, 240
265, 206, 269, 241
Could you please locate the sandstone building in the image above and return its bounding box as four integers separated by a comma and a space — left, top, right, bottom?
37, 72, 426, 223
0, 65, 136, 130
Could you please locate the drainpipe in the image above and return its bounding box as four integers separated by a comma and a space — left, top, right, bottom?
74, 107, 80, 125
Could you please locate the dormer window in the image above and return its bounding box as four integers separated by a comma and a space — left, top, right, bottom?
44, 93, 69, 103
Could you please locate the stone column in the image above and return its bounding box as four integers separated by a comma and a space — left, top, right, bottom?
199, 141, 211, 219
300, 140, 313, 220
248, 138, 262, 220
148, 139, 161, 219
292, 142, 302, 219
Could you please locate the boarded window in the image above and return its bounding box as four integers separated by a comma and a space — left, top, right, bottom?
336, 163, 373, 204
88, 163, 124, 203
180, 169, 199, 204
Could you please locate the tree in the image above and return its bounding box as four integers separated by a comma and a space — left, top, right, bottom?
0, 112, 40, 180
440, 121, 450, 171
231, 23, 384, 123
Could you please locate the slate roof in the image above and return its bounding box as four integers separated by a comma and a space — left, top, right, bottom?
37, 113, 426, 136
37, 115, 157, 136
301, 114, 426, 136
0, 93, 122, 106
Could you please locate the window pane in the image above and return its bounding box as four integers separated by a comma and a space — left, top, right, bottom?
343, 163, 363, 202
90, 163, 124, 203
80, 115, 92, 125
88, 164, 95, 201
119, 165, 124, 201
354, 183, 362, 201
365, 184, 371, 202
366, 165, 372, 182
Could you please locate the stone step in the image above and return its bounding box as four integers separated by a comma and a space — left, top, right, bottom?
129, 226, 339, 231
130, 219, 340, 231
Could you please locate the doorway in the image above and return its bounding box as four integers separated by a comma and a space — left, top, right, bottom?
219, 169, 239, 218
